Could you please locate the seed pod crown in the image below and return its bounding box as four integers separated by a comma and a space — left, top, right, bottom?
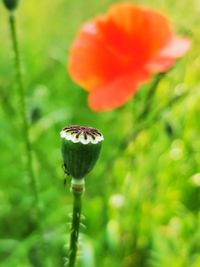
60, 125, 103, 179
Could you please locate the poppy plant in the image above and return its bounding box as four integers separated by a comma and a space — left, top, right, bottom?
68, 3, 190, 111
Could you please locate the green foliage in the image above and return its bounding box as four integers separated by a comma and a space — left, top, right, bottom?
0, 0, 199, 267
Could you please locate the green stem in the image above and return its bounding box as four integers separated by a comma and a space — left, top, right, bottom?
8, 11, 51, 267
8, 12, 39, 211
95, 74, 164, 185
68, 179, 84, 267
137, 73, 165, 121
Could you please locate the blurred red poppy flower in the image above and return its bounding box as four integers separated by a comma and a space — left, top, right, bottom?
68, 3, 190, 111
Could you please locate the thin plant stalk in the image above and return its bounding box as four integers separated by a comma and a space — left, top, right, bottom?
8, 11, 51, 267
68, 179, 85, 267
9, 12, 39, 208
136, 72, 165, 121
98, 73, 165, 184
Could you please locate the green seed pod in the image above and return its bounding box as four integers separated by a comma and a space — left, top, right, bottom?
60, 125, 103, 179
2, 0, 19, 10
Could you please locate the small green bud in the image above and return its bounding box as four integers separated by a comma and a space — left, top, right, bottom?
60, 125, 103, 179
2, 0, 19, 11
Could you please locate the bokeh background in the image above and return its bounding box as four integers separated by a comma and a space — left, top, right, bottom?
0, 0, 200, 266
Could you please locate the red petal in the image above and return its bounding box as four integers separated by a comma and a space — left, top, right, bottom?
68, 4, 175, 92
67, 3, 191, 111
146, 37, 191, 72
68, 22, 129, 91
88, 71, 150, 111
107, 4, 172, 57
158, 37, 191, 58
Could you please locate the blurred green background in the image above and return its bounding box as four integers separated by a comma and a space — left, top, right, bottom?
0, 0, 200, 266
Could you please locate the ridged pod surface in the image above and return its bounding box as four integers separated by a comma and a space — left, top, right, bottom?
60, 125, 103, 179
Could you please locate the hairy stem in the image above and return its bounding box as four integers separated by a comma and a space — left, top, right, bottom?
9, 12, 39, 208
68, 179, 84, 267
8, 12, 51, 267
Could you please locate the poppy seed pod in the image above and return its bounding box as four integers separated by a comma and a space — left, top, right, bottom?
60, 125, 103, 179
2, 0, 19, 10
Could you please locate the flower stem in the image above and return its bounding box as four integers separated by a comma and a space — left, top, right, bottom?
137, 73, 165, 121
8, 12, 39, 210
8, 11, 52, 267
68, 179, 84, 267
